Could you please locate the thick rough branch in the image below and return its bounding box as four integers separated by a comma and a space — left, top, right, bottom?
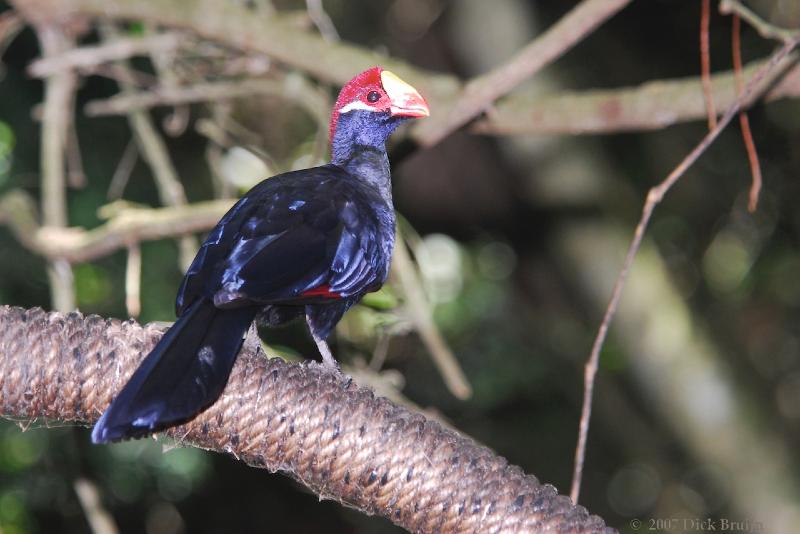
0, 306, 614, 534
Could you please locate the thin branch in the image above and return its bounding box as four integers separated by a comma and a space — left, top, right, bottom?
16, 0, 800, 143
88, 72, 331, 164
719, 0, 800, 43
124, 244, 141, 318
106, 138, 138, 200
37, 25, 71, 229
14, 0, 630, 145
369, 331, 391, 372
700, 0, 717, 130
0, 306, 613, 534
196, 111, 233, 198
414, 0, 632, 146
73, 478, 120, 534
86, 57, 800, 138
100, 23, 197, 271
569, 34, 800, 504
23, 0, 449, 98
731, 14, 763, 213
128, 108, 198, 270
393, 236, 472, 401
0, 11, 24, 68
305, 0, 339, 43
0, 188, 468, 397
144, 23, 189, 137
36, 23, 77, 312
91, 63, 159, 87
85, 77, 311, 116
0, 189, 233, 263
27, 32, 183, 78
66, 98, 86, 188
473, 55, 800, 135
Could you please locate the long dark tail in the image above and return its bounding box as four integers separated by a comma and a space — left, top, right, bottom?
91, 299, 257, 443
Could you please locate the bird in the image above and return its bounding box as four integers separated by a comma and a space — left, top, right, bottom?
91, 67, 429, 443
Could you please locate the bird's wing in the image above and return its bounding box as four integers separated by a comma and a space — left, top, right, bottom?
177, 166, 388, 312
176, 191, 258, 315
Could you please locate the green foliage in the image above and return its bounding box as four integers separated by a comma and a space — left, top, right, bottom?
74, 263, 113, 309
0, 120, 15, 189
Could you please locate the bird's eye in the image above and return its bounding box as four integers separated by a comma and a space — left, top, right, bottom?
367, 91, 381, 103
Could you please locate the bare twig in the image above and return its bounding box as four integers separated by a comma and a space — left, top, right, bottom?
731, 14, 763, 213
415, 0, 632, 145
0, 11, 24, 67
196, 110, 233, 198
19, 0, 630, 145
107, 138, 138, 200
196, 105, 264, 148
73, 478, 119, 534
144, 24, 190, 137
557, 224, 800, 534
127, 108, 197, 270
37, 26, 71, 228
28, 32, 182, 78
369, 331, 391, 372
125, 244, 141, 318
569, 34, 800, 504
18, 0, 800, 143
85, 77, 308, 116
473, 55, 800, 135
36, 23, 77, 312
25, 0, 450, 105
100, 23, 197, 270
66, 103, 86, 188
720, 0, 800, 43
91, 63, 158, 87
89, 72, 331, 167
0, 189, 233, 263
393, 236, 472, 400
700, 0, 717, 130
305, 0, 339, 43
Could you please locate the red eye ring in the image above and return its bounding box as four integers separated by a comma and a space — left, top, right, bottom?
367, 91, 381, 103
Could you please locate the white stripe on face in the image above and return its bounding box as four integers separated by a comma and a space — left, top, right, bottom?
338, 100, 375, 114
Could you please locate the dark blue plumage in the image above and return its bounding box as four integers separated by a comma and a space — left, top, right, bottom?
92, 67, 429, 443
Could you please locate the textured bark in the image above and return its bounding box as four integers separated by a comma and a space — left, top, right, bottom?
0, 306, 614, 533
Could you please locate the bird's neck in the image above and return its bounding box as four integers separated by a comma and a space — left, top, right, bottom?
340, 146, 393, 205
330, 111, 405, 205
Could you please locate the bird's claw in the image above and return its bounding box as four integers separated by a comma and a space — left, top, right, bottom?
243, 322, 262, 354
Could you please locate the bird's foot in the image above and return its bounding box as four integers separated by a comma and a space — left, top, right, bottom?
313, 335, 340, 371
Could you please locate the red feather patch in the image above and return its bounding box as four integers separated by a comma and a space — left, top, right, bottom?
302, 284, 341, 298
329, 66, 384, 144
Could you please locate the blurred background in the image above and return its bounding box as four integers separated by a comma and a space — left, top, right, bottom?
1, 0, 799, 532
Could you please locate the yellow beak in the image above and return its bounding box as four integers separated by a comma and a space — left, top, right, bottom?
380, 70, 430, 118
